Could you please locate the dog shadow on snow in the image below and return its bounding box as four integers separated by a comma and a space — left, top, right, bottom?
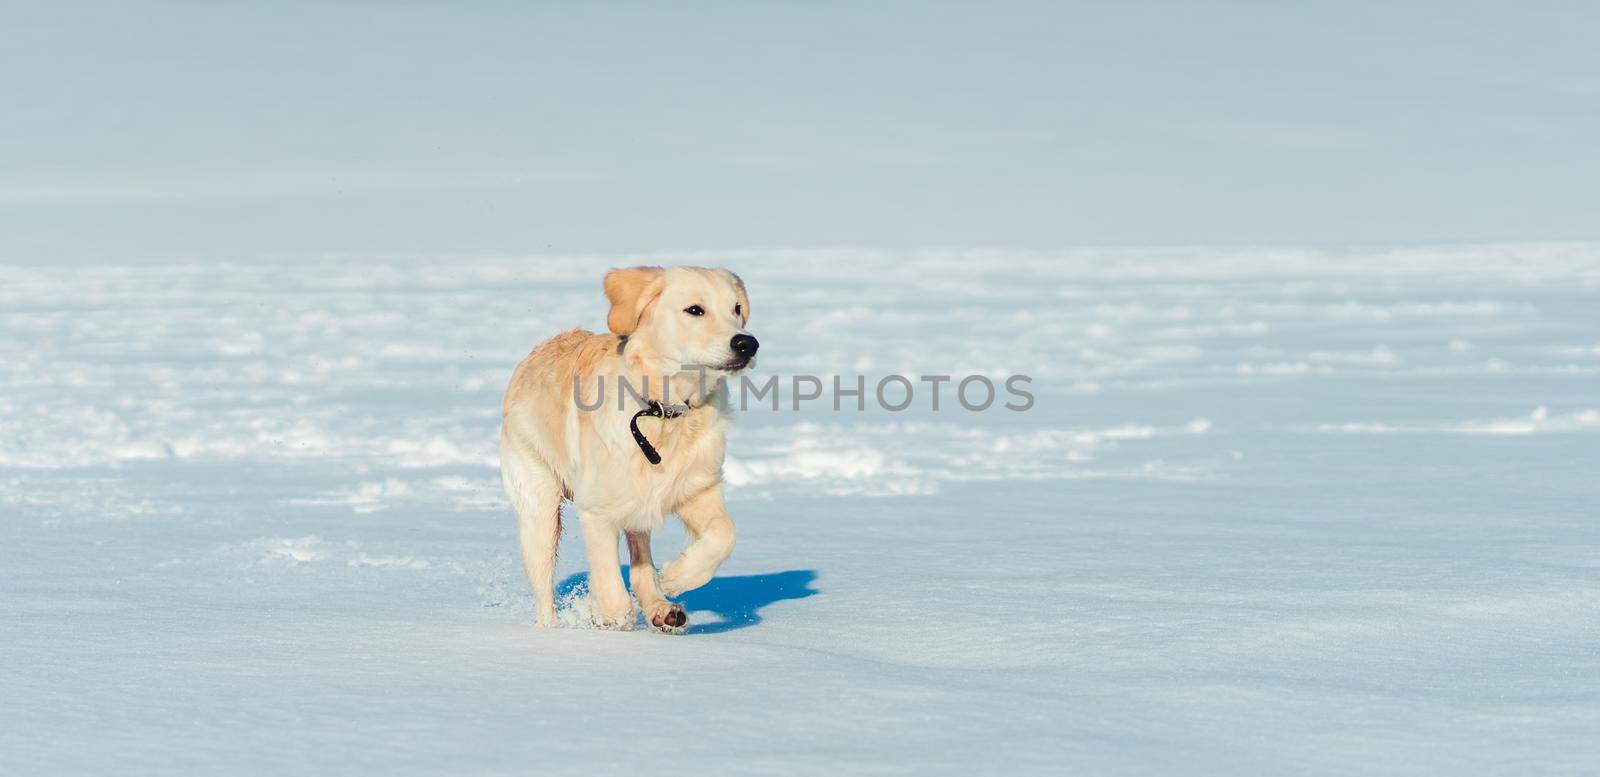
555, 569, 819, 635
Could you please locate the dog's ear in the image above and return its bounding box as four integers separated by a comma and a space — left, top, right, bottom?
604, 266, 665, 335
722, 269, 750, 326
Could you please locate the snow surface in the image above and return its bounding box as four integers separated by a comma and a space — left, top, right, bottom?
3, 246, 1598, 774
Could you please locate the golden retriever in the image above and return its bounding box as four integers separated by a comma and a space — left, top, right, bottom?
499, 266, 756, 631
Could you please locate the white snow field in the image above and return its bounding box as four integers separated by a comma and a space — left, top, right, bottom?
3, 246, 1598, 775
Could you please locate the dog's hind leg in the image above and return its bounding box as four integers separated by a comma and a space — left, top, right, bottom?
627, 531, 686, 632
500, 440, 563, 627
660, 484, 737, 597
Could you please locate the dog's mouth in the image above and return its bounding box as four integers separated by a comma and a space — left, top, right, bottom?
688, 357, 752, 374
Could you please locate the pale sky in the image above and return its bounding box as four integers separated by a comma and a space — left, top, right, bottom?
2, 1, 1596, 262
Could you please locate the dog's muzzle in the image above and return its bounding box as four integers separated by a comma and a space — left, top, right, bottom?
730, 334, 759, 359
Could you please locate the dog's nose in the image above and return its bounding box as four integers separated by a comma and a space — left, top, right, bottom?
730, 334, 759, 358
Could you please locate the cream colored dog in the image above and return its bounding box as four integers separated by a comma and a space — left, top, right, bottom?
499, 266, 757, 632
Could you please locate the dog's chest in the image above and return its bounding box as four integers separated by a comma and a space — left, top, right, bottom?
581, 413, 724, 528
639, 418, 720, 494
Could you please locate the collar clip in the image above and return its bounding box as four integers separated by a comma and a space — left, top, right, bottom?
629, 400, 691, 465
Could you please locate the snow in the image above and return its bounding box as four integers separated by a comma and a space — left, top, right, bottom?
3, 245, 1599, 774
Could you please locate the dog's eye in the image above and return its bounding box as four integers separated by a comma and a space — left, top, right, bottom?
684, 305, 705, 317
734, 303, 742, 317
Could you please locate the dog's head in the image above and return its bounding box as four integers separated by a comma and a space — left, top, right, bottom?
604, 266, 757, 373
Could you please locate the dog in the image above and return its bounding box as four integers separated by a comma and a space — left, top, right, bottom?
499, 266, 757, 631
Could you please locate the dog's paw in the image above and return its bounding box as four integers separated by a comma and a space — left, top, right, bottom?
658, 564, 700, 598
644, 601, 688, 633
591, 616, 635, 631
589, 605, 639, 631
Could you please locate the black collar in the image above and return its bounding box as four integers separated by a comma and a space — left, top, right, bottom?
629, 399, 693, 465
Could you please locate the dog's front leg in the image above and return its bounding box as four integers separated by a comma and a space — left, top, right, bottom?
580, 514, 633, 628
660, 485, 737, 597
